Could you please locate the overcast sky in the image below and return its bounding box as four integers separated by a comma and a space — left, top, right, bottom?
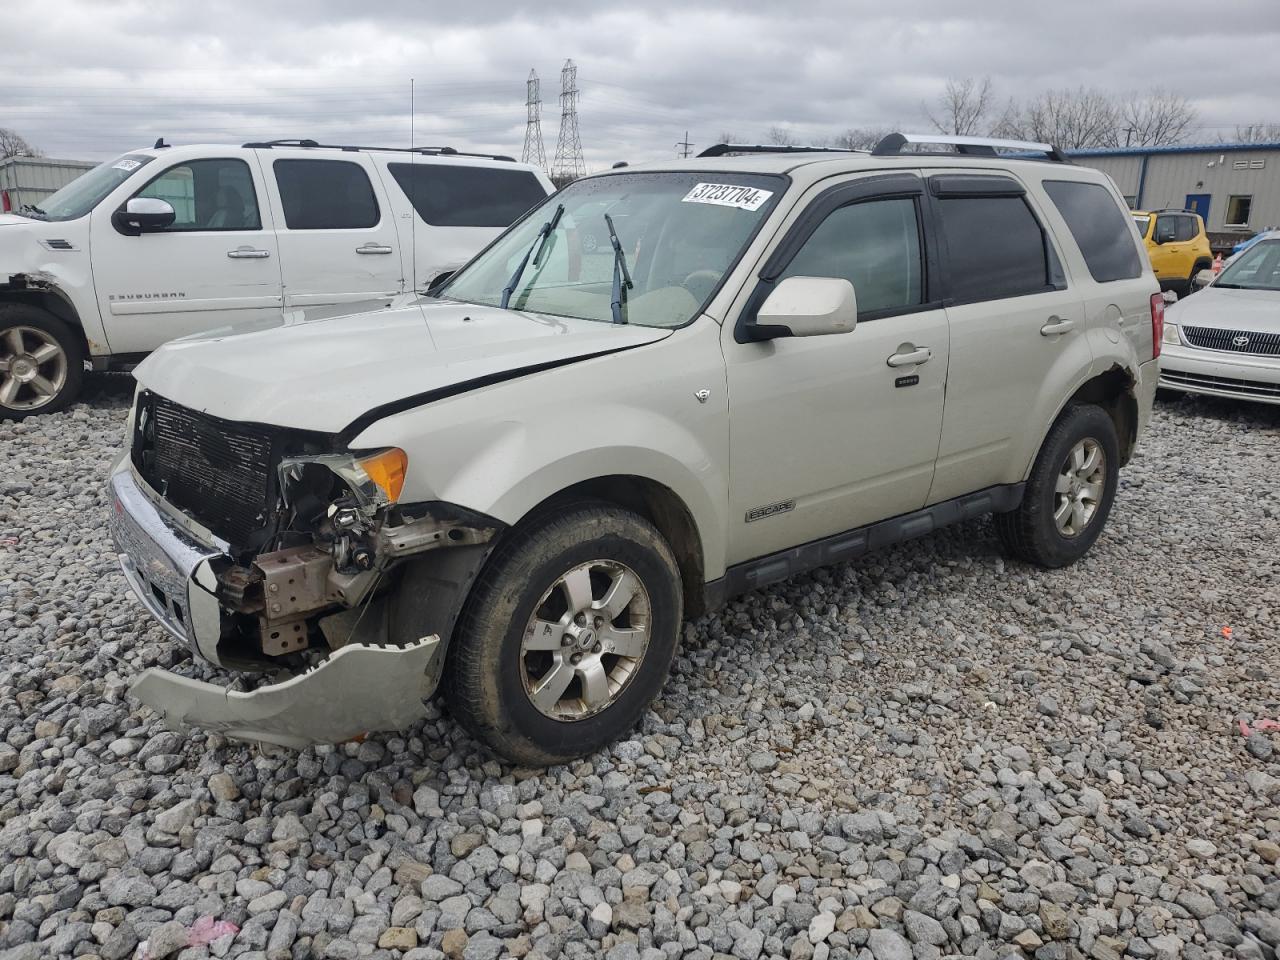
6, 0, 1280, 171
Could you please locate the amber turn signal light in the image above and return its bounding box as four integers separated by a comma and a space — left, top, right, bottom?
358, 448, 408, 503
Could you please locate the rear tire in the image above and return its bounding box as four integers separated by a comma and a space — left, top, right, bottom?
445, 502, 683, 765
994, 404, 1120, 568
0, 304, 84, 419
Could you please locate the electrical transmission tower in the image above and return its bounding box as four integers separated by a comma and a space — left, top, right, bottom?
521, 69, 548, 171
551, 59, 585, 185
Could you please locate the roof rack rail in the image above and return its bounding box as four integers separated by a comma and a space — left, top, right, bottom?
1152, 207, 1198, 214
697, 143, 858, 158
240, 139, 516, 162
871, 133, 1070, 163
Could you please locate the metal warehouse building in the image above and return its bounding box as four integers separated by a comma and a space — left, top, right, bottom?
0, 156, 96, 214
1067, 142, 1280, 252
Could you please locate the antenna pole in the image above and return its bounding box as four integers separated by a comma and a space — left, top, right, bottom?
410, 78, 417, 295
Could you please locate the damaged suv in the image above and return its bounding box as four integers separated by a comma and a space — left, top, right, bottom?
110, 134, 1161, 764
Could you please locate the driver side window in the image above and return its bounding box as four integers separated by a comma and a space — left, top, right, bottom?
777, 198, 923, 316
134, 159, 262, 232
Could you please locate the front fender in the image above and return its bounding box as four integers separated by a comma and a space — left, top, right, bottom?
350, 320, 730, 578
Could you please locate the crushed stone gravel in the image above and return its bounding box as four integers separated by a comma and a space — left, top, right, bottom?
0, 376, 1277, 960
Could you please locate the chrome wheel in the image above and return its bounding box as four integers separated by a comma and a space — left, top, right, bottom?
1054, 438, 1105, 537
0, 326, 68, 411
520, 559, 652, 721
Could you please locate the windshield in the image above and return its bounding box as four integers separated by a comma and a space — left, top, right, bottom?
439, 171, 785, 328
1131, 215, 1150, 238
22, 153, 154, 221
1216, 239, 1280, 291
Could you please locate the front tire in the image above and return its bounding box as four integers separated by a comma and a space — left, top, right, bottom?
445, 502, 683, 765
994, 404, 1120, 568
0, 304, 84, 419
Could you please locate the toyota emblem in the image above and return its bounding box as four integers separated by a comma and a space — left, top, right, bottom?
1233, 335, 1251, 347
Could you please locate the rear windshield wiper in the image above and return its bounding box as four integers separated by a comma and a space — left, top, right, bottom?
605, 213, 633, 325
500, 203, 564, 309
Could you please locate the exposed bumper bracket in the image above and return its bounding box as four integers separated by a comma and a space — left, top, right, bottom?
129, 635, 443, 749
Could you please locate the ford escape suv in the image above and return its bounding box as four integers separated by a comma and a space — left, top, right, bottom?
109, 133, 1161, 764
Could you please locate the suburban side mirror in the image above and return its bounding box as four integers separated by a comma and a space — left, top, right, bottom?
751, 276, 858, 340
1193, 269, 1215, 288
113, 197, 176, 235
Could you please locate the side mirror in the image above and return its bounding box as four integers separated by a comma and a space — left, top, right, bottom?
1193, 269, 1215, 288
113, 197, 175, 235
1161, 289, 1179, 304
750, 276, 858, 340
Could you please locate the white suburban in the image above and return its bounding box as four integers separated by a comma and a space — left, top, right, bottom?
0, 139, 552, 417
109, 135, 1162, 764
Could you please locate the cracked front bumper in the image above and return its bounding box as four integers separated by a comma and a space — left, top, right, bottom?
108, 454, 445, 747
130, 636, 443, 749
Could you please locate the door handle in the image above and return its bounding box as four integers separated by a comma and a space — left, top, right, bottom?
227, 246, 270, 259
886, 346, 932, 368
356, 243, 394, 255
1040, 316, 1075, 336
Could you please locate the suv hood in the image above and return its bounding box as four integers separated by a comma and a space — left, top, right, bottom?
1169, 286, 1280, 334
133, 298, 672, 434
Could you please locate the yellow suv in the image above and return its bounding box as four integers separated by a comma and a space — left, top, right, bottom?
1132, 209, 1213, 294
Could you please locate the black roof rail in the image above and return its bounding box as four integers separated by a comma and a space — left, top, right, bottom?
1153, 207, 1198, 214
698, 143, 858, 158
240, 139, 516, 162
871, 132, 1070, 163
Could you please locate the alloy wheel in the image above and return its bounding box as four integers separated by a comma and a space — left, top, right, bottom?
0, 326, 68, 411
1054, 438, 1105, 537
520, 559, 652, 721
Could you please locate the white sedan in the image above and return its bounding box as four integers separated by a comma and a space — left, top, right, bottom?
1161, 238, 1280, 405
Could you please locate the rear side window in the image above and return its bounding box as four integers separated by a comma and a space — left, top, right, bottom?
776, 198, 923, 315
1175, 215, 1199, 242
273, 159, 379, 230
387, 163, 547, 227
1043, 180, 1143, 283
937, 196, 1054, 304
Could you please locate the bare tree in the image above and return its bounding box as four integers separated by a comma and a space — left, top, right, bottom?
716, 131, 741, 145
1232, 123, 1280, 143
925, 76, 994, 136
1118, 89, 1197, 146
0, 128, 42, 159
1019, 87, 1121, 149
763, 125, 798, 146
830, 127, 895, 150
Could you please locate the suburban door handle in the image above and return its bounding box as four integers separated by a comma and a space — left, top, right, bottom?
1040, 316, 1075, 336
886, 347, 932, 368
356, 243, 394, 255
227, 246, 270, 259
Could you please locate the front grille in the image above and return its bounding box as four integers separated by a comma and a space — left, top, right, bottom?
132, 393, 276, 545
1182, 325, 1280, 356
1161, 370, 1280, 399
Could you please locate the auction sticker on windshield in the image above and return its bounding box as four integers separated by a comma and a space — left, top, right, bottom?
112, 159, 143, 172
682, 182, 773, 211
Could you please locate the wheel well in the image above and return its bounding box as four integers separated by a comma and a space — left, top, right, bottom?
526, 476, 707, 616
0, 286, 90, 353
1064, 366, 1139, 465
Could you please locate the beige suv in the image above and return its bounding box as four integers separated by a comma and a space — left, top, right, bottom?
109, 133, 1161, 764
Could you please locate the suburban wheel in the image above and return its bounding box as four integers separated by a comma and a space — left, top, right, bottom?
0, 304, 84, 419
445, 502, 683, 765
994, 404, 1120, 568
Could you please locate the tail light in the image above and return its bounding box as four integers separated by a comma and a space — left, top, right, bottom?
1150, 293, 1165, 360
1, 191, 9, 213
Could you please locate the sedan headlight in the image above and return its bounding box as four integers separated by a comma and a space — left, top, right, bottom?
1162, 322, 1182, 346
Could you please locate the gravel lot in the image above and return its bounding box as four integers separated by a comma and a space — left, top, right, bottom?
0, 377, 1277, 960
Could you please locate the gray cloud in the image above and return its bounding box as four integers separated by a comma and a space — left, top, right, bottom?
6, 0, 1280, 169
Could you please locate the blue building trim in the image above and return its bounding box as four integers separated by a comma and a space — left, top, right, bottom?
1066, 141, 1280, 159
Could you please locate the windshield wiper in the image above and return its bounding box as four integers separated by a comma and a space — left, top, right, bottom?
605, 213, 633, 325
19, 204, 48, 220
500, 203, 564, 309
